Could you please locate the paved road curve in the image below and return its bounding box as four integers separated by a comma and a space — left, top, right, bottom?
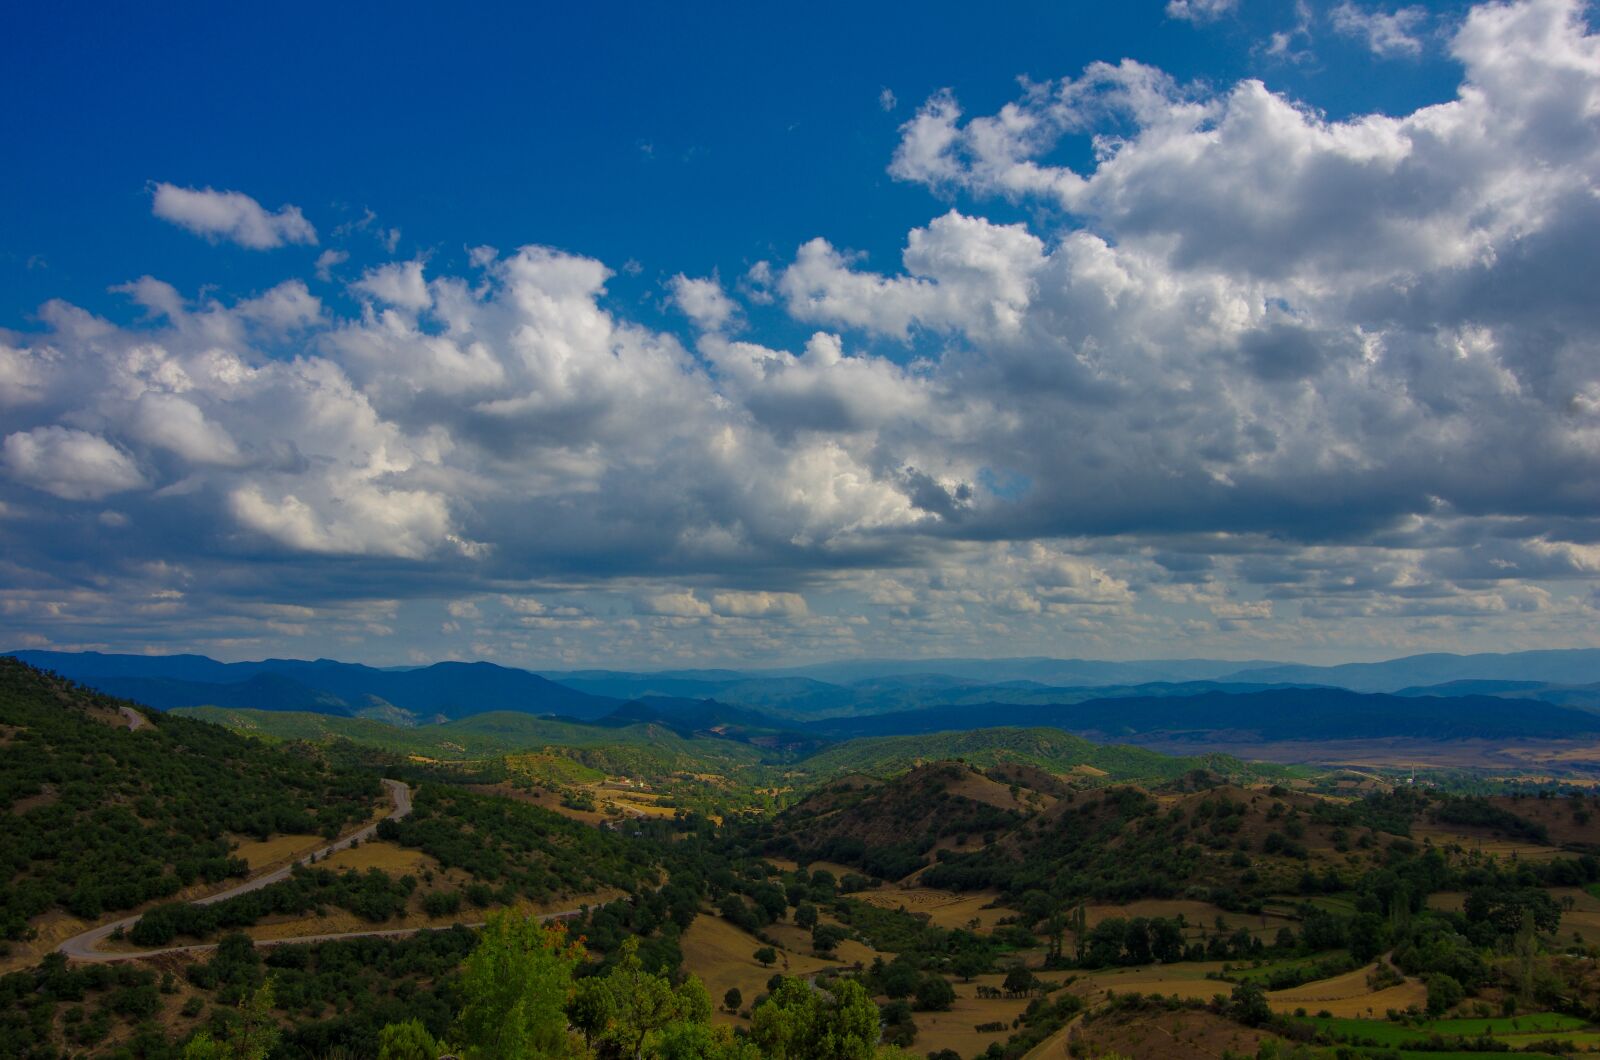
58, 779, 415, 961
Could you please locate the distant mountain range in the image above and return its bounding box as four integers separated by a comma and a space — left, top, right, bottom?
804, 687, 1600, 743
10, 646, 1600, 749
7, 651, 618, 723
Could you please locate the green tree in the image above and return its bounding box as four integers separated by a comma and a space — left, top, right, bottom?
377, 1019, 453, 1060
576, 937, 716, 1060
182, 979, 279, 1060
453, 908, 584, 1059
598, 938, 687, 1059
652, 1021, 762, 1060
812, 923, 846, 955
754, 946, 778, 967
1002, 966, 1035, 996
1348, 912, 1390, 964
750, 976, 881, 1060
1229, 982, 1271, 1027
724, 987, 743, 1012
568, 976, 614, 1052
914, 975, 955, 1011
1425, 973, 1465, 1016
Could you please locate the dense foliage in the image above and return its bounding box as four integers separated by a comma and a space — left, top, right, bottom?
377, 785, 651, 898
0, 660, 379, 940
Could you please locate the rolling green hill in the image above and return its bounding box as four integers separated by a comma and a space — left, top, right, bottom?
0, 659, 381, 939
790, 726, 1296, 784
175, 706, 768, 779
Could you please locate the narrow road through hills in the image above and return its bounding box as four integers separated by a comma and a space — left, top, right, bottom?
59, 779, 416, 961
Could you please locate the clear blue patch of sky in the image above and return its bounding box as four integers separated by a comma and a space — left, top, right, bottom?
1, 0, 1478, 348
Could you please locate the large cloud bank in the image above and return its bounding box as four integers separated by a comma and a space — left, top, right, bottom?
3, 0, 1599, 665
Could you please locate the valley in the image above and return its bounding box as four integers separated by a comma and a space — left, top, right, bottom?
13, 651, 1600, 1057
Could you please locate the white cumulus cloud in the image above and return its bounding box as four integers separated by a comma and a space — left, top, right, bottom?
151, 183, 318, 249
3, 427, 146, 500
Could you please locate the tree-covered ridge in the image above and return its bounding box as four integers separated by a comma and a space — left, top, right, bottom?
178, 706, 1296, 795
789, 726, 1296, 783
758, 763, 1028, 880
125, 784, 662, 948
176, 707, 767, 779
0, 659, 381, 939
377, 785, 653, 899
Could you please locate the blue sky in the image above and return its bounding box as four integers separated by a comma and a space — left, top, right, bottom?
4, 1, 1471, 332
2, 0, 1597, 668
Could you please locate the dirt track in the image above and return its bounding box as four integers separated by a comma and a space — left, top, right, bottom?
58, 779, 417, 961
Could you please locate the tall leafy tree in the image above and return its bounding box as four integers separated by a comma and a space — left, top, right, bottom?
750, 977, 880, 1060
453, 909, 584, 1059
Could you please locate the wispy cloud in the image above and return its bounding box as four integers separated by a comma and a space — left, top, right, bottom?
1332, 2, 1429, 56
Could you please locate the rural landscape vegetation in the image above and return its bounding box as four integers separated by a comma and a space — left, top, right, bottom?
14, 647, 1600, 1059
7, 0, 1600, 1057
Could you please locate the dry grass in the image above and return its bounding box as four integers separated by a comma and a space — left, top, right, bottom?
910, 975, 1036, 1056
762, 858, 865, 881
1267, 961, 1426, 1016
0, 912, 92, 974
1049, 1008, 1276, 1060
1411, 824, 1562, 861
1484, 795, 1600, 846
242, 888, 624, 943
945, 771, 1042, 814
316, 840, 437, 875
1083, 899, 1299, 944
228, 832, 327, 870
679, 915, 854, 1026
1068, 961, 1235, 1004
851, 887, 1018, 933
1543, 887, 1600, 945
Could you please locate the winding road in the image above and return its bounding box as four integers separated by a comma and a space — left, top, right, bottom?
58, 779, 416, 961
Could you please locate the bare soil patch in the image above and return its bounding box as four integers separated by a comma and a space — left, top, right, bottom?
1050, 1007, 1276, 1060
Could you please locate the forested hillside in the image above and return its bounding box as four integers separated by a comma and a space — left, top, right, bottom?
0, 660, 381, 941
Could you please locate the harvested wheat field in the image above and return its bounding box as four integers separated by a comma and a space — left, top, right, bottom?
852, 887, 1018, 932
1545, 886, 1600, 945
909, 976, 1037, 1057
227, 832, 329, 870
1083, 899, 1298, 944
679, 915, 855, 1026
1267, 961, 1426, 1016
763, 858, 866, 881
1411, 824, 1562, 860
1068, 960, 1234, 1004
1435, 885, 1600, 945
761, 919, 880, 968
317, 840, 438, 875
